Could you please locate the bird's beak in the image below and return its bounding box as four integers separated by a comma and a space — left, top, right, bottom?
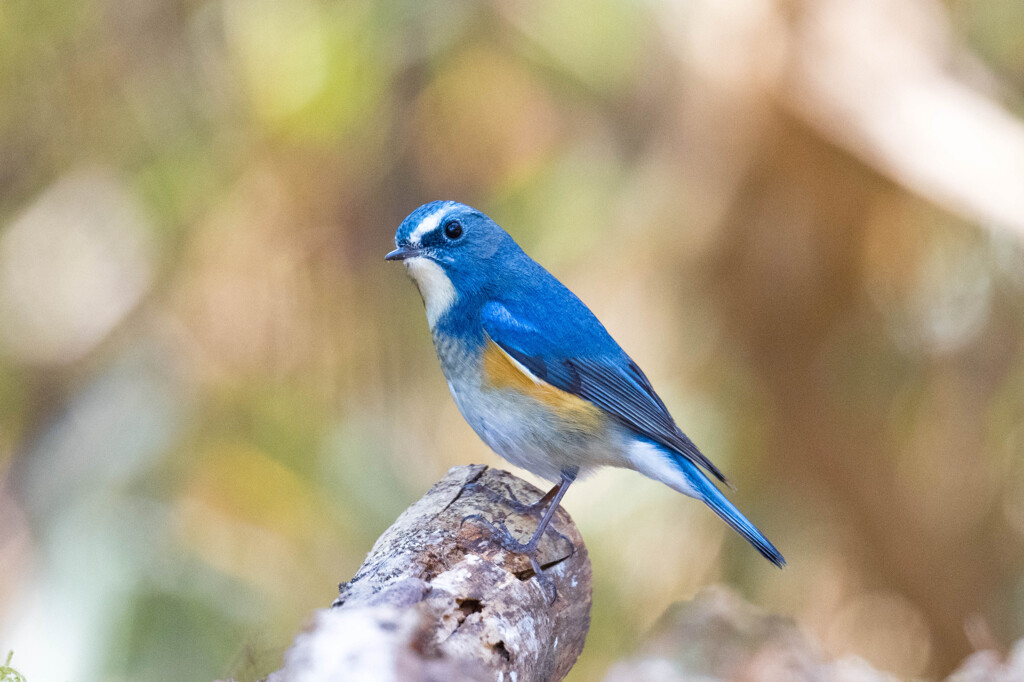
385, 245, 419, 261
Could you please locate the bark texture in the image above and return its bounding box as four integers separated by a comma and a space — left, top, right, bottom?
267, 465, 591, 682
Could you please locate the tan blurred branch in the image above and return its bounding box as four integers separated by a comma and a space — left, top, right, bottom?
783, 0, 1024, 236
656, 0, 1024, 237
264, 465, 591, 682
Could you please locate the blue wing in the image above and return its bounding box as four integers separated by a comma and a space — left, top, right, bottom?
480, 300, 727, 484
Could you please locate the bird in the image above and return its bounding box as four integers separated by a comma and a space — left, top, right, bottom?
386, 200, 785, 573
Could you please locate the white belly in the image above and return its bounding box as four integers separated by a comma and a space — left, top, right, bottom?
433, 335, 627, 482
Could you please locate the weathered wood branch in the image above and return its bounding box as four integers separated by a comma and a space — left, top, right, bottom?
266, 465, 592, 682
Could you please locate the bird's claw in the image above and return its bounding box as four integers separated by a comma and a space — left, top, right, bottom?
543, 526, 575, 557
529, 556, 559, 603
461, 514, 562, 602
461, 513, 534, 553
464, 480, 537, 514
460, 507, 572, 604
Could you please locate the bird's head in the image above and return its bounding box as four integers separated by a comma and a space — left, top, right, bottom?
386, 201, 514, 326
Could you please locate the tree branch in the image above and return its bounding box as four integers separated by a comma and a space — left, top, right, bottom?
266, 465, 592, 682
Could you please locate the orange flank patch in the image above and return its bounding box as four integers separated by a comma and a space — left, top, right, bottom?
482, 339, 605, 431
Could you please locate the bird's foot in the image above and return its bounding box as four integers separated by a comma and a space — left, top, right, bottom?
463, 480, 540, 515
528, 556, 558, 604
460, 513, 538, 554
460, 513, 576, 557
460, 513, 573, 604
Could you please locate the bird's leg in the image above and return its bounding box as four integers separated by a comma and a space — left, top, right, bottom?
459, 475, 566, 538
523, 481, 563, 515
515, 473, 574, 553
463, 470, 577, 556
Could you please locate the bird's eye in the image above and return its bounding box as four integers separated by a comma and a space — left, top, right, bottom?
443, 220, 463, 240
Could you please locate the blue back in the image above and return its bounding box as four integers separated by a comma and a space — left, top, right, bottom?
393, 201, 727, 483
391, 201, 784, 566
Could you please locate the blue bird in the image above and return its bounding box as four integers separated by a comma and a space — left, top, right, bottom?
386, 201, 784, 570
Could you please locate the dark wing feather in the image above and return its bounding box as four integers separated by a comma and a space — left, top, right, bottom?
481, 303, 727, 484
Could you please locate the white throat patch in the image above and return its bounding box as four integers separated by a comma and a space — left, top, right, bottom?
403, 256, 457, 327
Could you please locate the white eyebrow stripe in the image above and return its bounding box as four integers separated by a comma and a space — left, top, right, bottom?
408, 205, 450, 245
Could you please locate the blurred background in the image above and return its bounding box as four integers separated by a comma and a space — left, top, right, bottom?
2, 0, 1024, 680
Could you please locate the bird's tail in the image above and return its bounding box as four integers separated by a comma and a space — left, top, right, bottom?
628, 439, 786, 567
695, 473, 786, 567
